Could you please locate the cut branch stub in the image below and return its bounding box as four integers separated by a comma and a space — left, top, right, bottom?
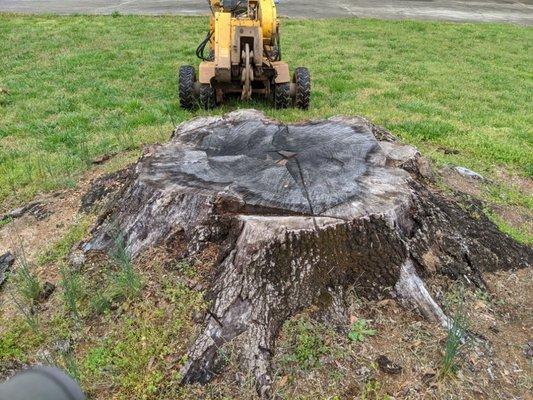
81, 109, 531, 398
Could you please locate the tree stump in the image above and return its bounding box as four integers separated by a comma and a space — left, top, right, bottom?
81, 110, 531, 398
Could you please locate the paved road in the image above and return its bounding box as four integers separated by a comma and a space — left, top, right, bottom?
0, 0, 532, 24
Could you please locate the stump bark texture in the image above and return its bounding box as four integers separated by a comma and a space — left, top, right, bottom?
81, 110, 531, 398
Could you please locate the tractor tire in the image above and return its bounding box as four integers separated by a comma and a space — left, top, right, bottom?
293, 67, 311, 110
274, 83, 290, 109
179, 66, 196, 110
199, 84, 216, 110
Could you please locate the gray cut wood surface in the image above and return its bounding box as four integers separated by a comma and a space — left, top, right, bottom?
80, 109, 531, 398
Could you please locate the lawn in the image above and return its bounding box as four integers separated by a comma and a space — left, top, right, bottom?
0, 15, 532, 211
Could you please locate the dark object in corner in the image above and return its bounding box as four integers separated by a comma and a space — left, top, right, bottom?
0, 366, 85, 400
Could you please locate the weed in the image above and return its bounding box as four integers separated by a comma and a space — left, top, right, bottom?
474, 288, 490, 302
83, 346, 111, 376
360, 379, 391, 400
0, 217, 12, 229
109, 232, 142, 300
79, 279, 204, 398
60, 349, 81, 382
60, 265, 82, 320
282, 317, 329, 370
90, 291, 112, 315
0, 326, 25, 361
13, 254, 41, 305
9, 290, 39, 330
440, 308, 468, 378
348, 319, 376, 342
174, 260, 197, 279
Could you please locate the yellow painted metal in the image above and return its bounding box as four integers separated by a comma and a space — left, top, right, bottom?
214, 11, 232, 81
231, 18, 259, 27
199, 61, 216, 84
271, 61, 290, 84
209, 0, 278, 43
257, 0, 277, 43
206, 0, 283, 87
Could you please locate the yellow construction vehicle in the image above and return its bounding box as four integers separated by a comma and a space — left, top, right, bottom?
179, 0, 310, 110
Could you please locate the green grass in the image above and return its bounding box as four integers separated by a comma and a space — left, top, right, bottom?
38, 217, 91, 265
79, 278, 205, 398
280, 316, 331, 371
0, 321, 44, 362
13, 254, 41, 305
0, 15, 531, 211
60, 264, 82, 319
109, 232, 142, 300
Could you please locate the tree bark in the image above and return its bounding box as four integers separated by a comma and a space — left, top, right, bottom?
80, 110, 531, 398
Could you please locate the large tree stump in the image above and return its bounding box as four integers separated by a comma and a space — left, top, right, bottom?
81, 110, 531, 398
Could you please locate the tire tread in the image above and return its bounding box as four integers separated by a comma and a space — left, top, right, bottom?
294, 67, 311, 110
179, 66, 196, 110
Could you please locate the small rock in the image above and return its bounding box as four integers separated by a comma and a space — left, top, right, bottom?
422, 370, 437, 386
356, 365, 371, 377
454, 166, 484, 180
376, 355, 402, 375
29, 203, 52, 220
53, 339, 72, 354
438, 146, 459, 155
0, 252, 15, 287
235, 371, 246, 386
38, 281, 56, 302
92, 152, 116, 165
69, 251, 86, 269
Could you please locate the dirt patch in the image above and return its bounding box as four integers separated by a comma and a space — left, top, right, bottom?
494, 168, 533, 196
0, 158, 132, 264
439, 166, 485, 198
438, 166, 532, 240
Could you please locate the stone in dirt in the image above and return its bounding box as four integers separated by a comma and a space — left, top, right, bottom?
79, 110, 532, 399
377, 355, 403, 375
0, 252, 15, 287
454, 166, 485, 181
38, 281, 56, 302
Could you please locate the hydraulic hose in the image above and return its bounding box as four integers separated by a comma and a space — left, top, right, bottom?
196, 30, 214, 61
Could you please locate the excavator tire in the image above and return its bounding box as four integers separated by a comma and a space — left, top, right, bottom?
294, 67, 311, 110
199, 84, 216, 110
274, 83, 290, 109
179, 66, 196, 110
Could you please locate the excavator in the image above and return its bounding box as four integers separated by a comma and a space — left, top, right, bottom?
178, 0, 310, 110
